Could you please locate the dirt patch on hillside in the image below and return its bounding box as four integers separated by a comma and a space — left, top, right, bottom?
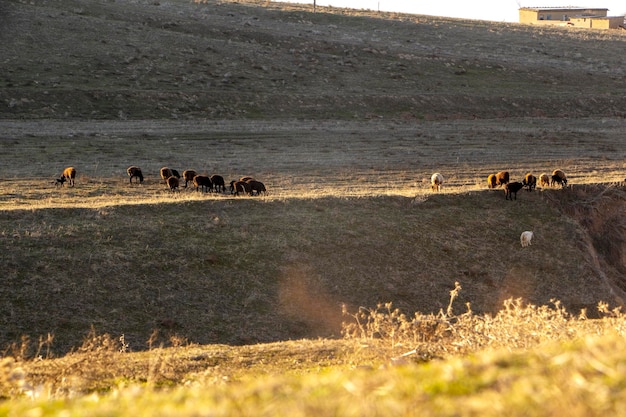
545, 183, 626, 307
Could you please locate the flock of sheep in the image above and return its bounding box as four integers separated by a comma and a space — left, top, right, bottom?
430, 169, 569, 249
52, 165, 591, 249
55, 166, 267, 196
430, 169, 568, 200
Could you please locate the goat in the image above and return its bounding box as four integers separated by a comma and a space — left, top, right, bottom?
182, 170, 197, 188
495, 171, 510, 187
520, 231, 534, 247
487, 174, 497, 189
505, 181, 524, 200
232, 180, 252, 196
193, 175, 212, 193
246, 179, 267, 196
210, 175, 226, 193
57, 167, 76, 187
127, 166, 144, 184
430, 173, 444, 192
167, 176, 179, 192
522, 173, 536, 192
551, 169, 568, 188
539, 173, 550, 188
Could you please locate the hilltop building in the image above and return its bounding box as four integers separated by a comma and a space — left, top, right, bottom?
519, 6, 624, 29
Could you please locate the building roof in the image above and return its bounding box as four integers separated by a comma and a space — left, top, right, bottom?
519, 7, 608, 11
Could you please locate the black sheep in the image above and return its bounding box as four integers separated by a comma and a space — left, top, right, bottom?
505, 181, 524, 200
127, 166, 144, 184
193, 175, 212, 193
182, 170, 197, 188
210, 175, 226, 193
167, 176, 179, 192
246, 179, 267, 196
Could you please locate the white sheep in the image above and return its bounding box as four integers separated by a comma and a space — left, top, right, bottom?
520, 231, 534, 247
431, 173, 444, 192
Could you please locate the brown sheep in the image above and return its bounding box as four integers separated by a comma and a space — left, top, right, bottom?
551, 169, 568, 188
193, 175, 212, 193
430, 173, 443, 192
167, 176, 179, 192
505, 181, 524, 200
210, 175, 226, 193
246, 179, 267, 196
160, 167, 173, 183
230, 178, 254, 193
487, 174, 497, 189
127, 166, 143, 184
232, 180, 252, 196
182, 170, 197, 188
522, 173, 536, 192
495, 171, 510, 187
539, 173, 550, 188
58, 167, 76, 187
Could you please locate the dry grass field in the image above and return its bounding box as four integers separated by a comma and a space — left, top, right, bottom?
0, 1, 625, 413
0, 0, 625, 354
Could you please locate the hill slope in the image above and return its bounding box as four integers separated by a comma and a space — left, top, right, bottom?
0, 0, 624, 354
1, 0, 626, 120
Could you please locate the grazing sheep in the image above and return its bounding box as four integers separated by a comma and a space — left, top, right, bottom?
230, 178, 254, 193
495, 171, 510, 187
192, 175, 212, 193
182, 170, 197, 188
246, 179, 267, 196
522, 173, 536, 192
127, 166, 144, 184
539, 173, 551, 188
504, 181, 524, 200
210, 175, 226, 193
551, 169, 568, 188
58, 167, 76, 187
232, 180, 252, 196
160, 167, 173, 183
167, 176, 179, 192
520, 231, 534, 247
430, 173, 444, 192
487, 174, 497, 189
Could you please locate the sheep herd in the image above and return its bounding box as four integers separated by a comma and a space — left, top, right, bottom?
54, 166, 267, 197
431, 169, 569, 200
54, 166, 569, 200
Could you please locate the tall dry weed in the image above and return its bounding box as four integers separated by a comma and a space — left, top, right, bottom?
342, 282, 626, 361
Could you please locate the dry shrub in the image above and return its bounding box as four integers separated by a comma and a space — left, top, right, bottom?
342, 282, 626, 361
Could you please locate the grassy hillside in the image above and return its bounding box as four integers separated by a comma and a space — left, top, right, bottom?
1, 0, 626, 120
0, 0, 624, 355
0, 0, 625, 414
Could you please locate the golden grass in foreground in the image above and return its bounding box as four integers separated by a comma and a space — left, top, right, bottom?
2, 288, 626, 416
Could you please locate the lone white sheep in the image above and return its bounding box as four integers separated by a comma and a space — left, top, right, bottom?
520, 231, 534, 248
431, 173, 444, 192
